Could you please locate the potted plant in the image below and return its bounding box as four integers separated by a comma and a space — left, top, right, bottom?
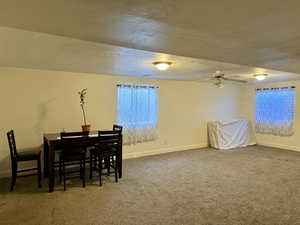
78, 88, 91, 131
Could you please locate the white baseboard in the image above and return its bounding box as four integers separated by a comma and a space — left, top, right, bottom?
257, 141, 300, 152
124, 143, 208, 159
2, 142, 297, 178
0, 143, 208, 178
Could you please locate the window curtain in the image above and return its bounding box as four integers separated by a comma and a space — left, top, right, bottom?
255, 87, 295, 136
117, 84, 158, 145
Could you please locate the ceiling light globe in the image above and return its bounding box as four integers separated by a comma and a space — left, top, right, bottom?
153, 62, 172, 71
255, 74, 267, 81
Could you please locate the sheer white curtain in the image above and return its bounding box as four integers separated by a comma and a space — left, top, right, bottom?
255, 87, 295, 136
117, 84, 158, 145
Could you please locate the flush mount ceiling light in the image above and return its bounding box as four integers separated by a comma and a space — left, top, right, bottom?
153, 61, 172, 71
254, 74, 268, 81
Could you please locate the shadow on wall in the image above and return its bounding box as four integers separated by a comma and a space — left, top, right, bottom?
33, 98, 56, 136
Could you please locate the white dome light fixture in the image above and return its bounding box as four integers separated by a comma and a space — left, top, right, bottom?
254, 74, 268, 81
153, 61, 172, 71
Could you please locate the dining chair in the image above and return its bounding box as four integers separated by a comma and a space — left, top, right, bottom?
113, 124, 123, 132
59, 131, 89, 191
7, 130, 42, 192
89, 125, 123, 179
90, 130, 122, 186
106, 124, 123, 174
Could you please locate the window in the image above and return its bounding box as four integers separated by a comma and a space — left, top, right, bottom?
117, 84, 158, 144
255, 87, 295, 136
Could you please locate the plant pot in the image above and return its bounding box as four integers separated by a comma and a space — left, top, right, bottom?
81, 124, 91, 132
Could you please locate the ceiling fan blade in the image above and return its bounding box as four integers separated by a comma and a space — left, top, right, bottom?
222, 77, 248, 83
197, 77, 215, 81
196, 79, 214, 83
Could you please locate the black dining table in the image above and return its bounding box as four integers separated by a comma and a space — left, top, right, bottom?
43, 131, 123, 192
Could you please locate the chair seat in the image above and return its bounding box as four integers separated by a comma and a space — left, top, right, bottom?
60, 147, 85, 155
91, 146, 118, 156
59, 148, 86, 161
17, 149, 41, 161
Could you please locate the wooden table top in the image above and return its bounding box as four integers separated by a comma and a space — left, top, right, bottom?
44, 130, 100, 141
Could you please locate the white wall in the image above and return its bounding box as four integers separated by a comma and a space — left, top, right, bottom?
239, 80, 300, 152
0, 67, 241, 177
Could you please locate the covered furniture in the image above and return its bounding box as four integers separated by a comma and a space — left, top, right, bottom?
7, 130, 42, 191
208, 119, 256, 150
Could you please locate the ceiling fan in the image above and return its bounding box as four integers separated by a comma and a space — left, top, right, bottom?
204, 71, 248, 87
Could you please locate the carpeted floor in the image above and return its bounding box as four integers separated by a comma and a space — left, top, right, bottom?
0, 145, 299, 225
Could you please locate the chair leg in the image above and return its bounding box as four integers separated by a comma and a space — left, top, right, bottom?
63, 159, 66, 191
10, 162, 17, 192
114, 156, 118, 183
80, 160, 82, 179
99, 155, 102, 186
59, 159, 62, 184
89, 154, 93, 179
37, 157, 42, 188
93, 155, 99, 170
82, 156, 86, 188
106, 157, 110, 176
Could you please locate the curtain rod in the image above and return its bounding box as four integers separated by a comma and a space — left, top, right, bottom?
117, 84, 159, 89
256, 86, 295, 91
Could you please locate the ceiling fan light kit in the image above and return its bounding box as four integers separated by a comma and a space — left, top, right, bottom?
214, 80, 224, 88
207, 70, 248, 87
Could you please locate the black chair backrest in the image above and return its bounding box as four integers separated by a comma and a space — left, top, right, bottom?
60, 131, 89, 139
113, 124, 123, 133
97, 130, 122, 149
7, 130, 17, 159
60, 131, 90, 150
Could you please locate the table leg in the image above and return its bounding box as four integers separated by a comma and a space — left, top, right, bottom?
43, 137, 49, 177
118, 145, 122, 178
48, 144, 55, 192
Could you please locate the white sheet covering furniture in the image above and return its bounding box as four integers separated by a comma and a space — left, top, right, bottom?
208, 119, 256, 150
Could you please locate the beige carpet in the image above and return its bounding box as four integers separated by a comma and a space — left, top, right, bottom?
0, 146, 299, 225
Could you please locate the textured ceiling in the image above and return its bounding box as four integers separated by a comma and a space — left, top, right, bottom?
1, 27, 298, 83
0, 0, 300, 82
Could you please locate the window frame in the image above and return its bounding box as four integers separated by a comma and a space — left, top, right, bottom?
255, 86, 296, 136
